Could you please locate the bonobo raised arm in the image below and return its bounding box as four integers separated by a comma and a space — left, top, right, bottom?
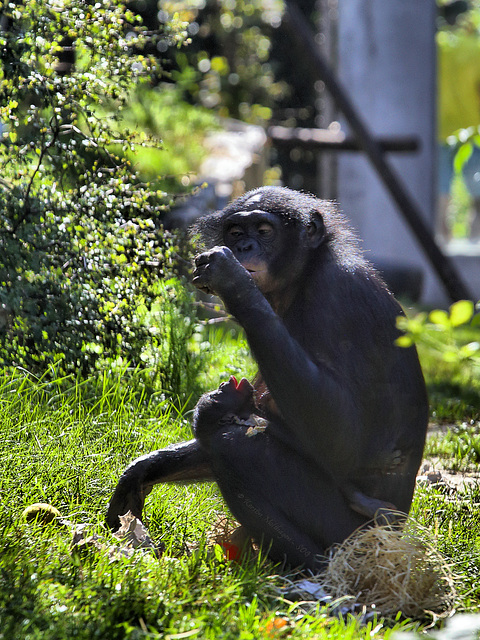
107, 187, 428, 571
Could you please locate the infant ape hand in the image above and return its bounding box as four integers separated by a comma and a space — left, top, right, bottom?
192, 246, 253, 297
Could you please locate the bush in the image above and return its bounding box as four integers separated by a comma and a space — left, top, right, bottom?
150, 0, 286, 124
0, 0, 203, 396
117, 83, 218, 192
397, 300, 480, 421
397, 300, 480, 367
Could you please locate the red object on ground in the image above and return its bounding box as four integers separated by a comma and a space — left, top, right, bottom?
221, 541, 242, 561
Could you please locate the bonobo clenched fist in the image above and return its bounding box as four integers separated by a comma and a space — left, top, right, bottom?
107, 186, 428, 572
193, 246, 253, 296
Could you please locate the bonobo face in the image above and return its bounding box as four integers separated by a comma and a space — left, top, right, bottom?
192, 188, 327, 300
223, 209, 296, 294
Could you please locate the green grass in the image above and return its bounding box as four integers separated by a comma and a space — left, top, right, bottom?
425, 424, 480, 470
1, 330, 479, 639
411, 482, 480, 609
0, 369, 418, 639
415, 329, 480, 423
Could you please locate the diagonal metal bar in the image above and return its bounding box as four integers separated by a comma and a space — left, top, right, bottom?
285, 1, 472, 302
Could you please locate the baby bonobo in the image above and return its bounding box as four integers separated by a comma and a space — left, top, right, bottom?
107, 186, 428, 572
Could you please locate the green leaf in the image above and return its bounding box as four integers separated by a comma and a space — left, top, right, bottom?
459, 342, 480, 359
213, 544, 225, 563
454, 142, 474, 173
429, 309, 450, 328
449, 300, 474, 327
442, 350, 460, 363
396, 335, 414, 348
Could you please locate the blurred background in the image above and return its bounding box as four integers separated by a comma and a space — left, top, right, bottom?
131, 0, 480, 306
2, 0, 480, 380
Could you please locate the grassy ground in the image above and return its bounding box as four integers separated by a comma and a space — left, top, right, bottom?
0, 329, 479, 639
415, 323, 480, 423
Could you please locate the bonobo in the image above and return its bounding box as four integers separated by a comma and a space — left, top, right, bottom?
107, 186, 428, 571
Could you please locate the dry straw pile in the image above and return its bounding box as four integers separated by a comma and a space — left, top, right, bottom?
319, 519, 457, 619
210, 514, 457, 620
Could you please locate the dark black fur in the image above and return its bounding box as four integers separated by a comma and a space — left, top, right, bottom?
107, 187, 428, 571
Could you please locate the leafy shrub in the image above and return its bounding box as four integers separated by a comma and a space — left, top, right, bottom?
397, 300, 480, 420
151, 0, 286, 124
0, 0, 204, 396
397, 300, 480, 367
116, 83, 218, 192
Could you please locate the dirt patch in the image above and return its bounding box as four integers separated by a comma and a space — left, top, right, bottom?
418, 461, 480, 492
422, 422, 480, 491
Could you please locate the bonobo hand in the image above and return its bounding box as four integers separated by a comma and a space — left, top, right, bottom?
192, 246, 253, 298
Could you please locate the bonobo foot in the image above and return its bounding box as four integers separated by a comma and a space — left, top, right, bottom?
347, 489, 402, 526
193, 376, 255, 441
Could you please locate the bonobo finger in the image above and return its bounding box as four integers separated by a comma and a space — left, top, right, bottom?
192, 262, 208, 280
194, 252, 210, 267
192, 275, 213, 295
218, 377, 239, 395
219, 377, 250, 394
200, 246, 236, 264
194, 246, 226, 266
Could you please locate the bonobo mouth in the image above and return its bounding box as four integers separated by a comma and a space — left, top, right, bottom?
241, 263, 267, 278
244, 266, 266, 274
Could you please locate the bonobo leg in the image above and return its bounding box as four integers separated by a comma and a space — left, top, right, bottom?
196, 422, 369, 572
106, 440, 213, 530
106, 377, 253, 531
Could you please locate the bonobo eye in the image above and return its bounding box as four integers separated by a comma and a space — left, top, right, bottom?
257, 222, 274, 237
226, 224, 244, 238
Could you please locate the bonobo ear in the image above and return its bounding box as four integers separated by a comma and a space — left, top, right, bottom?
306, 211, 325, 249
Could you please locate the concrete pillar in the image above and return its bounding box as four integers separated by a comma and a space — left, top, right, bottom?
336, 0, 443, 304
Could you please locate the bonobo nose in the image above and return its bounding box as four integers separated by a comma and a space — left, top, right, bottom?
236, 239, 256, 253
237, 242, 253, 253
